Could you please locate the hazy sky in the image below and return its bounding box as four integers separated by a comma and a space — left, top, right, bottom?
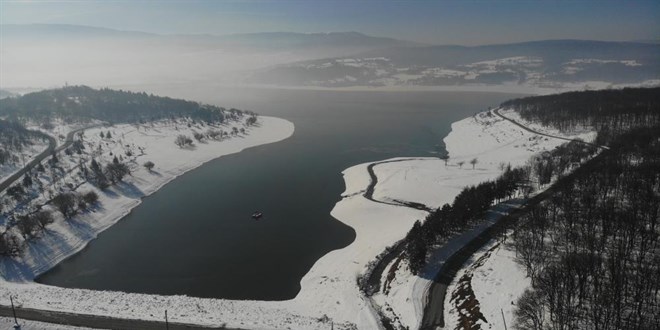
1, 0, 659, 45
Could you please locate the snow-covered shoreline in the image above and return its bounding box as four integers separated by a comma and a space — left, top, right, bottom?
1, 108, 594, 330
237, 79, 660, 96
1, 116, 294, 281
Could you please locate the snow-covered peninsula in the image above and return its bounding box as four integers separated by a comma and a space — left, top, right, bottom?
1, 107, 596, 329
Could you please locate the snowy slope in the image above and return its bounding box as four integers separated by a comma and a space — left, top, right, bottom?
443, 242, 530, 330
370, 110, 595, 329
1, 109, 594, 330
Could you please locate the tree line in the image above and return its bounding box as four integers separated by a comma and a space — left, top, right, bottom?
1, 152, 130, 256
404, 165, 529, 274
501, 87, 660, 137
513, 126, 660, 330
0, 119, 47, 166
0, 85, 250, 124
496, 87, 660, 329
402, 133, 599, 276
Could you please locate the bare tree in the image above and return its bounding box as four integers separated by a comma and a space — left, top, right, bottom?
16, 214, 40, 239
82, 191, 99, 205
440, 155, 449, 166
174, 134, 193, 148
193, 132, 204, 142
514, 289, 546, 330
105, 162, 130, 182
0, 233, 21, 256
143, 161, 155, 172
33, 210, 54, 229
470, 158, 478, 169
52, 192, 78, 218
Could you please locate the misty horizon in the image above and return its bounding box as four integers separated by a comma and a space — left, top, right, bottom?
3, 22, 657, 47
2, 0, 659, 45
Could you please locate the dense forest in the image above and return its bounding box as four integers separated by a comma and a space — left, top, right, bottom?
513, 126, 659, 330
0, 85, 244, 124
0, 119, 47, 165
402, 137, 599, 276
501, 87, 660, 135
504, 88, 660, 330
399, 87, 658, 329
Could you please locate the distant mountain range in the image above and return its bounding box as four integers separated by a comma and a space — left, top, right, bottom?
246, 40, 660, 88
1, 24, 415, 58
2, 24, 658, 90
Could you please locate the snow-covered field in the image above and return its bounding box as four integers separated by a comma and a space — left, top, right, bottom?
1, 316, 93, 330
0, 139, 49, 183
2, 116, 294, 280
1, 108, 594, 330
244, 78, 660, 97
443, 240, 530, 330
369, 110, 595, 329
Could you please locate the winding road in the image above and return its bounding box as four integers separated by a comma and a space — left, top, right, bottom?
493, 108, 608, 150
364, 158, 434, 212
419, 110, 609, 329
0, 124, 103, 194
1, 110, 606, 329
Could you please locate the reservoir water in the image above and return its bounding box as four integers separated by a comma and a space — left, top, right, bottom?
38, 89, 521, 300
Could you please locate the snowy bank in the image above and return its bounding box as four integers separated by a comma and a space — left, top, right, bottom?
443, 241, 530, 330
369, 110, 595, 329
1, 109, 594, 330
1, 116, 294, 281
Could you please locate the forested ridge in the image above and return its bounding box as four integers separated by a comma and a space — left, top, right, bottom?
400, 87, 658, 329
0, 119, 47, 165
0, 85, 244, 124
513, 126, 659, 330
507, 88, 660, 330
501, 87, 660, 135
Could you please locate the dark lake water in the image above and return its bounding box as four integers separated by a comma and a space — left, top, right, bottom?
38, 89, 521, 300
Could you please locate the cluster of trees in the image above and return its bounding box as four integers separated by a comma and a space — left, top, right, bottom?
0, 189, 99, 256
0, 119, 46, 165
176, 125, 247, 147
501, 87, 660, 136
99, 131, 112, 139
0, 85, 246, 124
404, 137, 595, 274
0, 231, 21, 256
15, 210, 54, 240
84, 157, 130, 188
512, 126, 660, 330
52, 190, 99, 218
404, 165, 529, 274
246, 115, 258, 126
531, 139, 599, 186
175, 134, 194, 148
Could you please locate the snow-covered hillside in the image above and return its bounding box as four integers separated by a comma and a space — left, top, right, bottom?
247, 40, 660, 91
1, 108, 595, 330
367, 110, 595, 329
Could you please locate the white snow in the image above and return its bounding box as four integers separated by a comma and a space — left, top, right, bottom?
565, 58, 642, 67
444, 241, 530, 330
0, 139, 49, 183
1, 107, 596, 330
369, 110, 596, 329
1, 316, 94, 330
465, 57, 543, 69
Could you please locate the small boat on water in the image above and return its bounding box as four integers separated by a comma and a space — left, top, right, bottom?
252, 211, 263, 219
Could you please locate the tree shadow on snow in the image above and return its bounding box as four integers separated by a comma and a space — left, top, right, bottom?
113, 181, 145, 199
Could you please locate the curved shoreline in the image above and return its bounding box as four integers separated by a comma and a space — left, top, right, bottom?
1, 116, 295, 281
0, 108, 598, 330
364, 158, 434, 212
